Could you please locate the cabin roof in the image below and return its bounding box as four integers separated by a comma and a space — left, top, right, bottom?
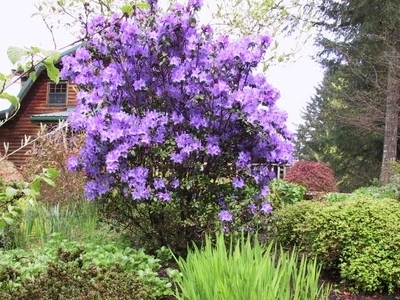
0, 44, 80, 120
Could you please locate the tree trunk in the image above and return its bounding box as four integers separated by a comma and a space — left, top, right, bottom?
380, 56, 400, 185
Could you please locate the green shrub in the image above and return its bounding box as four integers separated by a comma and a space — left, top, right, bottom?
284, 161, 338, 193
173, 232, 331, 300
0, 239, 173, 299
352, 184, 399, 200
268, 178, 307, 208
323, 192, 350, 202
273, 198, 400, 293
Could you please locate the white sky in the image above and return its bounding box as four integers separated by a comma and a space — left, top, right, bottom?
0, 0, 323, 132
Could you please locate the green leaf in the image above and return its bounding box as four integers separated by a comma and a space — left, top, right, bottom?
5, 187, 18, 198
3, 216, 14, 225
9, 210, 18, 218
29, 181, 41, 195
30, 46, 41, 54
42, 177, 56, 187
42, 49, 61, 62
7, 46, 27, 64
46, 168, 60, 179
0, 75, 5, 92
0, 93, 20, 109
135, 2, 150, 9
121, 4, 134, 15
29, 71, 37, 82
43, 60, 60, 83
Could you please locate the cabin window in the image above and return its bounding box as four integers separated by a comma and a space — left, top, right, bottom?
48, 82, 68, 106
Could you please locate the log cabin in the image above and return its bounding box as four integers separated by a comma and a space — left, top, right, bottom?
0, 48, 78, 167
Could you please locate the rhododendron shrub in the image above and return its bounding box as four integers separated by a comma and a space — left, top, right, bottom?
62, 0, 293, 251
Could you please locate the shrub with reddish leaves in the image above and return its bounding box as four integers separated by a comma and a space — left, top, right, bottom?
284, 161, 337, 193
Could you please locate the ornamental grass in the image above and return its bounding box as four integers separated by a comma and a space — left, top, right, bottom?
174, 233, 331, 300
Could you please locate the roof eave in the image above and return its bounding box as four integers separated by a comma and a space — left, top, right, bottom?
30, 115, 69, 123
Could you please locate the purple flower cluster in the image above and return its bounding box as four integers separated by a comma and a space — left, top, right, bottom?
62, 0, 293, 204
219, 210, 233, 222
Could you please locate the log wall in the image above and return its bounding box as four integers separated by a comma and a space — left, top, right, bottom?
0, 73, 77, 168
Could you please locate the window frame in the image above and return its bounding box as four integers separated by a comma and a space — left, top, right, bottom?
47, 81, 68, 106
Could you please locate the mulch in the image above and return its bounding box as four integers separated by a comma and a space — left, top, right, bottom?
329, 291, 400, 300
324, 276, 400, 300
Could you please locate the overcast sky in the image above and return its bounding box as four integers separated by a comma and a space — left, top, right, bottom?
0, 0, 323, 132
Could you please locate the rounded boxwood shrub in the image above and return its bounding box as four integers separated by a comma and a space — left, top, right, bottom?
273, 198, 400, 293
284, 161, 337, 193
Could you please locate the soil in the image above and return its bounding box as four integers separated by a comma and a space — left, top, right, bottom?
159, 286, 400, 300
323, 275, 400, 300
328, 290, 400, 300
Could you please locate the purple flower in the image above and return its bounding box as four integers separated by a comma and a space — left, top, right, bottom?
131, 185, 151, 200
171, 178, 180, 188
171, 66, 186, 82
218, 210, 233, 222
157, 191, 171, 202
169, 56, 181, 66
232, 177, 245, 189
84, 182, 97, 200
248, 203, 257, 214
260, 34, 271, 45
189, 0, 203, 9
154, 178, 166, 190
260, 185, 270, 197
75, 47, 91, 62
217, 196, 227, 209
170, 152, 186, 163
261, 202, 273, 214
67, 155, 80, 172
206, 144, 221, 156
105, 150, 120, 173
62, 2, 294, 211
236, 151, 251, 168
175, 133, 192, 148
133, 79, 146, 90
190, 113, 207, 129
171, 112, 184, 125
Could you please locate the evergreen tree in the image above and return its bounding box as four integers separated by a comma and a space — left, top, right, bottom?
297, 74, 383, 191
299, 0, 400, 185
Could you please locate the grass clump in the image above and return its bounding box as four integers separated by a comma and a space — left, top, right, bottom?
14, 200, 100, 248
173, 232, 331, 300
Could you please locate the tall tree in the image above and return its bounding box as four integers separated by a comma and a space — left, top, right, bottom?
310, 0, 400, 185
297, 73, 384, 191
